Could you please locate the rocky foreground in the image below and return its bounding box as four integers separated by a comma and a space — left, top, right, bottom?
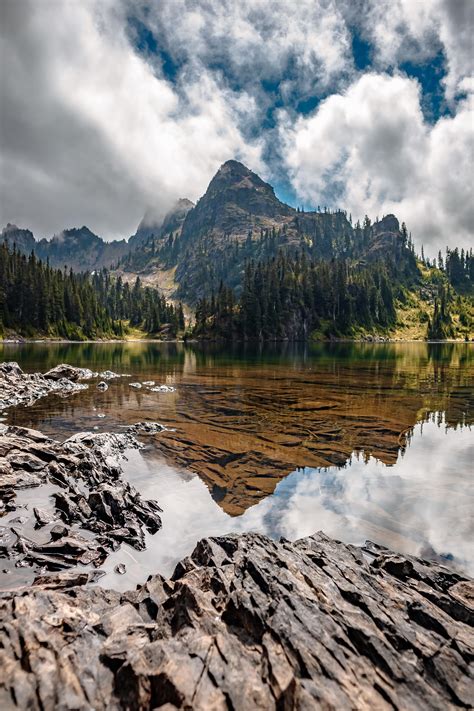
0, 533, 473, 710
0, 424, 163, 581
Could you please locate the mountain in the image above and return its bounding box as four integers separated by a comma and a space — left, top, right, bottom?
167, 161, 415, 301
38, 227, 129, 272
2, 160, 415, 300
1, 198, 195, 273
1, 224, 36, 254
179, 160, 292, 243
128, 198, 194, 251
1, 224, 129, 272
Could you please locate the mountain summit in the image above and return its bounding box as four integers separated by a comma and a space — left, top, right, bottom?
180, 160, 292, 244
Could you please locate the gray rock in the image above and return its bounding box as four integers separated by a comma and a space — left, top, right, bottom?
0, 532, 472, 710
0, 425, 162, 577
97, 381, 108, 391
126, 421, 165, 435
0, 361, 90, 410
33, 507, 54, 527
43, 364, 93, 381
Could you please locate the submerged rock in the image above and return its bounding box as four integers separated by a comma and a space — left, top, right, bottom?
126, 421, 165, 435
149, 384, 175, 392
97, 381, 109, 391
0, 532, 472, 709
99, 370, 130, 380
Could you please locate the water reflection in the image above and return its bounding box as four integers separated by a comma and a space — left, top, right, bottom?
100, 416, 474, 590
2, 341, 472, 589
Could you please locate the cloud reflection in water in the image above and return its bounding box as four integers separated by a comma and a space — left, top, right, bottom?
100, 417, 473, 590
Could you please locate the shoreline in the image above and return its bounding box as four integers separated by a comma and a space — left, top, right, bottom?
1, 531, 472, 709
1, 336, 473, 345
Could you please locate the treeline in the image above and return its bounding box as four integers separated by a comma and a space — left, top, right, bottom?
0, 244, 184, 339
194, 252, 397, 340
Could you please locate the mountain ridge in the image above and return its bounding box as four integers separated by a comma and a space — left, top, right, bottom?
1, 160, 417, 301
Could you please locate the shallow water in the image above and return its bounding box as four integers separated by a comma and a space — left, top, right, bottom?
1, 341, 473, 588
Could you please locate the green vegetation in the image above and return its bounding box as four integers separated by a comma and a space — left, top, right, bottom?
194, 252, 397, 340
194, 247, 473, 342
0, 244, 184, 340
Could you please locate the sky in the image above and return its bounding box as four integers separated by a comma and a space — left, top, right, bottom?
0, 0, 473, 255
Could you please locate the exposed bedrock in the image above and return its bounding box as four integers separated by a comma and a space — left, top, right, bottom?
1, 532, 473, 710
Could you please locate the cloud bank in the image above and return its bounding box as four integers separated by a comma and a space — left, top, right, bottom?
0, 0, 472, 252
281, 73, 474, 253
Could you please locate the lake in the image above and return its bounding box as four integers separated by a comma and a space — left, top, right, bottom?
1, 340, 473, 590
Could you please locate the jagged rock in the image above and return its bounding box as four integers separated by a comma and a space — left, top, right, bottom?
0, 361, 90, 410
0, 425, 162, 578
32, 507, 54, 527
126, 421, 165, 435
43, 363, 94, 381
0, 532, 472, 710
0, 362, 23, 377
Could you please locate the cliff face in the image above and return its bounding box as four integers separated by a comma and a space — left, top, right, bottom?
1, 532, 472, 710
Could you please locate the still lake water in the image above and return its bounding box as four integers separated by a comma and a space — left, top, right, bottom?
1, 341, 473, 589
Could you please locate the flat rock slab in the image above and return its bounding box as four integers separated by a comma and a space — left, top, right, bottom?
1, 532, 472, 710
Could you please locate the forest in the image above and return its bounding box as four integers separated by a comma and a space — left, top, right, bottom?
0, 244, 184, 339
193, 251, 398, 340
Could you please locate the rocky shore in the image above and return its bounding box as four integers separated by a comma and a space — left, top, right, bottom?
0, 532, 473, 710
0, 425, 163, 583
0, 361, 130, 411
0, 362, 165, 583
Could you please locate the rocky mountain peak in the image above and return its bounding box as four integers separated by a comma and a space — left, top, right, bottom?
180, 160, 291, 244
50, 226, 101, 245
207, 159, 275, 198
373, 214, 400, 234
1, 223, 36, 253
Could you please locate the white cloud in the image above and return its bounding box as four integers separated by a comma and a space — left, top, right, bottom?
140, 0, 354, 101
0, 0, 472, 251
358, 0, 474, 102
280, 73, 474, 254
0, 0, 264, 240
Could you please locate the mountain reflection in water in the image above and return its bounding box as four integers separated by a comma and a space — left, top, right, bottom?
100, 416, 473, 590
2, 341, 472, 590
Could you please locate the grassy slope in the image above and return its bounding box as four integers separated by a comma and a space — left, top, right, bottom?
391, 263, 473, 341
